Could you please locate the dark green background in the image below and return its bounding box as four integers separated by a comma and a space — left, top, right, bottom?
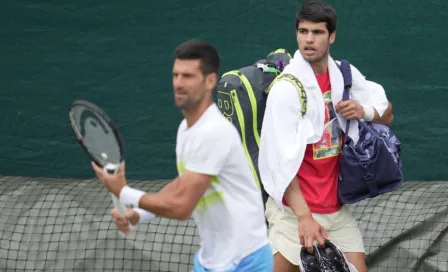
1, 0, 447, 181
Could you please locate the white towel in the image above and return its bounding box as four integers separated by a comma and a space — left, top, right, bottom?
258, 50, 389, 211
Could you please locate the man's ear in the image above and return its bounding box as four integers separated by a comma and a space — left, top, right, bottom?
329, 30, 336, 44
205, 73, 218, 91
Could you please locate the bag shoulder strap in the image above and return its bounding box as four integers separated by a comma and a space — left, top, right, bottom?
266, 73, 307, 117
336, 59, 353, 142
338, 60, 352, 101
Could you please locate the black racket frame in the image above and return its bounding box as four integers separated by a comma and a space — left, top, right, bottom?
68, 99, 126, 168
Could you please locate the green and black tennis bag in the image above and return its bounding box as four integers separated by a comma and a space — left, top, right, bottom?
215, 49, 298, 204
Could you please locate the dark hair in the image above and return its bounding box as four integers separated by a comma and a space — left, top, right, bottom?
295, 0, 337, 34
174, 40, 220, 76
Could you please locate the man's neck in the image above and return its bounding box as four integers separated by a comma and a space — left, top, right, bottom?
183, 100, 213, 128
310, 56, 329, 76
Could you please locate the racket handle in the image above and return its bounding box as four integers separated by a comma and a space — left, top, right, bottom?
103, 163, 136, 232
111, 193, 136, 232
111, 193, 126, 216
103, 164, 127, 216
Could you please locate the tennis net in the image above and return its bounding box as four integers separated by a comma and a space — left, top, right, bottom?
0, 176, 447, 271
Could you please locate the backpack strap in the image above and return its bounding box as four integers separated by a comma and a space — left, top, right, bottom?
265, 73, 307, 117
337, 59, 353, 143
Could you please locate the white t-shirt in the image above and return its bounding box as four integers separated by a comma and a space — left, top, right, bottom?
175, 103, 268, 271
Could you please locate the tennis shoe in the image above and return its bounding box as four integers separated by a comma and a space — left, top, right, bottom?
299, 245, 329, 272
315, 240, 352, 272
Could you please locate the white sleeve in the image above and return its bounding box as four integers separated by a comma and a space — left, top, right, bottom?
185, 129, 230, 176
258, 81, 311, 208
349, 64, 388, 117
365, 80, 389, 117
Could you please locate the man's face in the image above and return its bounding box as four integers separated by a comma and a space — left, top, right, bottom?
296, 20, 335, 64
172, 59, 214, 111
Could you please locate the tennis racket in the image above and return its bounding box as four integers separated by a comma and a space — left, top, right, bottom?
68, 99, 128, 218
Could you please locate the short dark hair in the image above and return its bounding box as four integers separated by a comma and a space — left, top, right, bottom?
295, 0, 337, 34
174, 40, 220, 76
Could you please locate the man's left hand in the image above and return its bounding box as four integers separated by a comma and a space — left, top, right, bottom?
92, 161, 127, 197
335, 99, 364, 120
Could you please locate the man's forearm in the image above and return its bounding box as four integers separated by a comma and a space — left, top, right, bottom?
366, 102, 393, 126
158, 177, 180, 194
284, 176, 312, 221
374, 102, 393, 126
138, 190, 189, 220
120, 177, 191, 220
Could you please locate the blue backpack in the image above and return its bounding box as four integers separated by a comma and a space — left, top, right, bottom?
337, 60, 403, 204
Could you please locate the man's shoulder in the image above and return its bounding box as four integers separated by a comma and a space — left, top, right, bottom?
204, 117, 237, 139
332, 58, 365, 80
198, 108, 236, 139
267, 78, 303, 111
269, 79, 301, 98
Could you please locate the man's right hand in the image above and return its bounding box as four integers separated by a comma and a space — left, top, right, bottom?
298, 213, 328, 253
111, 208, 140, 235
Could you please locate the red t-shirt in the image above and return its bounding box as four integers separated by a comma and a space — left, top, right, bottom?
283, 69, 343, 214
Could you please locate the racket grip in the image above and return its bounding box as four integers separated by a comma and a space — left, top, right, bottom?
103, 164, 136, 232
111, 193, 126, 216
110, 193, 136, 232
102, 164, 127, 216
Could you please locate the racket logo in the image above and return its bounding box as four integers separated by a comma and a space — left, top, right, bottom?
79, 110, 110, 137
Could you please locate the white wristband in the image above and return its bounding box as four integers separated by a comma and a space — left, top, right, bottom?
362, 104, 375, 122
133, 208, 156, 224
119, 186, 145, 208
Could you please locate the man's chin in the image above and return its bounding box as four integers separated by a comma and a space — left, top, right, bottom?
175, 101, 193, 111
174, 98, 201, 111
303, 55, 319, 63
299, 51, 321, 63
174, 101, 183, 109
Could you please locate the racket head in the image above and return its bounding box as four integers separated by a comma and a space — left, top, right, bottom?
68, 99, 125, 171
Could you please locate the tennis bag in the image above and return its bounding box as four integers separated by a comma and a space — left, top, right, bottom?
337, 59, 403, 204
215, 49, 306, 204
